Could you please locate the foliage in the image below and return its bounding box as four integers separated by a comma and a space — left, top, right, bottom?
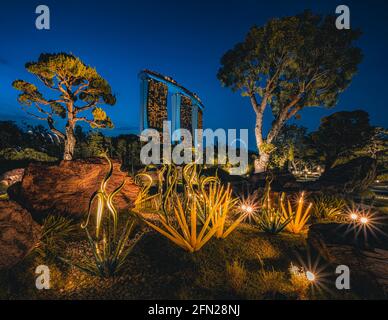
376, 173, 388, 182
34, 215, 76, 261
134, 163, 242, 252
280, 192, 312, 234
0, 121, 62, 159
226, 260, 247, 294
288, 263, 310, 300
0, 148, 58, 162
269, 125, 308, 171
217, 10, 362, 170
76, 154, 141, 277
12, 53, 116, 160
309, 110, 375, 170
0, 121, 24, 150
257, 268, 287, 298
112, 134, 142, 175
255, 207, 292, 234
259, 142, 276, 155
311, 194, 347, 221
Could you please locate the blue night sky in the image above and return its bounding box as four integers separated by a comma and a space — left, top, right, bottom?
0, 0, 387, 150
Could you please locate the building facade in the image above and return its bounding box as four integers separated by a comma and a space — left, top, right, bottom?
139, 70, 204, 142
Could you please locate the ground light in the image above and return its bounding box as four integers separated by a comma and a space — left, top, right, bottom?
345, 205, 386, 242
237, 193, 259, 223
291, 249, 333, 298
350, 212, 359, 221
306, 271, 316, 282
359, 216, 369, 225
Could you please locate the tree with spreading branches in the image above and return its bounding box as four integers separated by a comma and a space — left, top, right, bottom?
13, 53, 116, 160
217, 11, 362, 173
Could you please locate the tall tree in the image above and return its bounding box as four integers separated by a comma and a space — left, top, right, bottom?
217, 11, 362, 173
13, 53, 116, 160
310, 110, 374, 171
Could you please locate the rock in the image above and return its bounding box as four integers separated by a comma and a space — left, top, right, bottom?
309, 157, 377, 193
0, 168, 25, 187
10, 158, 140, 221
308, 223, 388, 298
0, 200, 41, 269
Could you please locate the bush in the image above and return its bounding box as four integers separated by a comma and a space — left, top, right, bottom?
311, 194, 347, 221
34, 215, 76, 261
0, 148, 57, 162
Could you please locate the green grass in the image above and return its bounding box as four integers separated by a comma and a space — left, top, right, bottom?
0, 220, 364, 300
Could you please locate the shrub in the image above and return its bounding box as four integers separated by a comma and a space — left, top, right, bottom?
311, 194, 347, 221
35, 215, 76, 261
0, 148, 57, 162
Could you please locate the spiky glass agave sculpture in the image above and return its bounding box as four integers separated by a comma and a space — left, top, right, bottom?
133, 162, 242, 252
78, 153, 141, 277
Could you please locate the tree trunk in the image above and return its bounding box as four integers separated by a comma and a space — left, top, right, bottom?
63, 122, 76, 161
254, 152, 270, 173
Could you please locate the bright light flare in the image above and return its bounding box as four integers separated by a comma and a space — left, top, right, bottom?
237, 193, 259, 223
344, 204, 387, 243
350, 213, 358, 221
306, 271, 316, 282
359, 216, 369, 225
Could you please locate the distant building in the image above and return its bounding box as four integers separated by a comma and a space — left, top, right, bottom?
138, 70, 204, 140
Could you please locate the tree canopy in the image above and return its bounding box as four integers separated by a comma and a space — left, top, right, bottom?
217, 10, 362, 172
13, 53, 116, 160
310, 110, 374, 170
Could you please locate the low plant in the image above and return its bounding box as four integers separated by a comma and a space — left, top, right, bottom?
257, 268, 287, 298
35, 215, 76, 261
0, 183, 8, 200
288, 263, 310, 300
75, 154, 142, 277
280, 192, 312, 234
311, 194, 347, 221
255, 207, 292, 234
226, 260, 247, 294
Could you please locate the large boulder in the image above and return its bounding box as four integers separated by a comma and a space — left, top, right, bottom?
309, 157, 377, 193
308, 223, 388, 298
0, 200, 41, 270
10, 158, 140, 221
